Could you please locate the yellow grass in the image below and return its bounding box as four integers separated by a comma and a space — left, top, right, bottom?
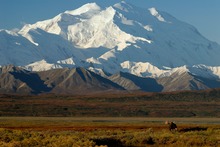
0, 117, 219, 146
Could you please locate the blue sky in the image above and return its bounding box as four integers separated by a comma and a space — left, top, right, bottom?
1, 0, 220, 44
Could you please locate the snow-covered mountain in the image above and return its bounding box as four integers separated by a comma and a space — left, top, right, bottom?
1, 1, 220, 92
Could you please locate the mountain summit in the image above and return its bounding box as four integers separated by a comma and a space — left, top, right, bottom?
1, 2, 220, 92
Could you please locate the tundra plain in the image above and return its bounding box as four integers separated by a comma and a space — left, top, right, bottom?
0, 90, 220, 146
0, 117, 220, 146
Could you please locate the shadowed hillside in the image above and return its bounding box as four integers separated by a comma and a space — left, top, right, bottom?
1, 65, 220, 94
0, 65, 124, 94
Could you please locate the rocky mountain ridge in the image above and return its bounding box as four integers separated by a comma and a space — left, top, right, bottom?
1, 65, 220, 94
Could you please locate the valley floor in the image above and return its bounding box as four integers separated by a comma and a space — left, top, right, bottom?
0, 90, 220, 117
0, 91, 219, 146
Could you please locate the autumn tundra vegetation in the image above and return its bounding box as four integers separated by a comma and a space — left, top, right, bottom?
0, 117, 220, 146
0, 89, 219, 146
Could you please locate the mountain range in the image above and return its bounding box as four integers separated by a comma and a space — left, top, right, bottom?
1, 1, 220, 94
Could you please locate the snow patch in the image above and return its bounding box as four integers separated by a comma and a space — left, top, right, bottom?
57, 57, 75, 65
86, 57, 101, 65
6, 30, 18, 36
144, 25, 153, 32
119, 13, 134, 25
114, 1, 130, 12
121, 61, 164, 77
149, 7, 166, 22
120, 61, 190, 78
24, 60, 62, 71
15, 42, 21, 46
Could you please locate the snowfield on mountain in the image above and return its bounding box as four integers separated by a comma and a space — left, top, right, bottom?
1, 1, 220, 92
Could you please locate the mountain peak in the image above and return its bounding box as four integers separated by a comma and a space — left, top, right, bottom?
1, 1, 220, 90
65, 3, 101, 16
